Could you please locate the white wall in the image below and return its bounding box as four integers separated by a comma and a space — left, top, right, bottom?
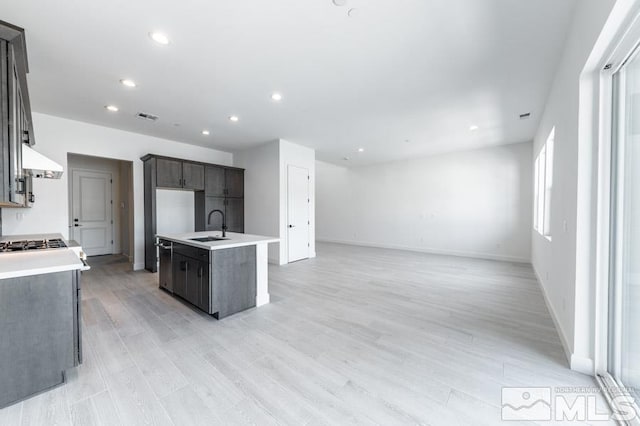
2, 112, 233, 269
317, 142, 533, 262
235, 139, 316, 265
531, 0, 616, 372
234, 140, 281, 262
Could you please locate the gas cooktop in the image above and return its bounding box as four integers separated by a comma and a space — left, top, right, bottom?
0, 238, 67, 253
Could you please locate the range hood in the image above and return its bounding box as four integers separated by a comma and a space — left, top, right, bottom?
22, 145, 64, 179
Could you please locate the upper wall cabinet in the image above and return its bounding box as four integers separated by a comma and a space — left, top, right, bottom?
156, 158, 204, 191
0, 20, 35, 208
205, 166, 244, 198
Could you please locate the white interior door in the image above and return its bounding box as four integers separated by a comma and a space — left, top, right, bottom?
287, 165, 310, 263
71, 169, 113, 256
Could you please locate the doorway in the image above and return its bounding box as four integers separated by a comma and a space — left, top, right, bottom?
68, 154, 134, 261
287, 164, 310, 263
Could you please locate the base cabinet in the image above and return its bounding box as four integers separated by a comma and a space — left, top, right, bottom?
171, 245, 210, 312
0, 270, 82, 409
160, 242, 256, 319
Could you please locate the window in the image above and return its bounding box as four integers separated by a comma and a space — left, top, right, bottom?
533, 127, 554, 239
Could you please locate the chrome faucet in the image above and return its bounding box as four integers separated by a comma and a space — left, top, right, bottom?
207, 209, 227, 237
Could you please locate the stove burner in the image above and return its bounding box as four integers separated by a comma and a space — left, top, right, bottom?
0, 238, 67, 252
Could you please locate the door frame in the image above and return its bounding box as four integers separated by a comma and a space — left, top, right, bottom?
286, 164, 310, 263
69, 167, 114, 255
584, 2, 640, 422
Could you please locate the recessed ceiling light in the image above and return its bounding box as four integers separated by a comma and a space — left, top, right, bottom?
357, 148, 364, 152
149, 32, 170, 45
229, 115, 239, 122
469, 125, 479, 131
271, 93, 283, 101
404, 139, 410, 143
333, 0, 347, 6
105, 105, 119, 112
202, 130, 210, 135
120, 79, 136, 88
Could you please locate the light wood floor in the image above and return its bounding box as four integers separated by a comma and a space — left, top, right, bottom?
0, 243, 613, 425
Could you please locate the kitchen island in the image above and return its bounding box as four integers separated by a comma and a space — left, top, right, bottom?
156, 231, 278, 319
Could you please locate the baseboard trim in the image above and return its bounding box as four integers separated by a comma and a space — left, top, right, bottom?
570, 355, 595, 375
532, 264, 574, 369
316, 238, 531, 264
133, 262, 145, 271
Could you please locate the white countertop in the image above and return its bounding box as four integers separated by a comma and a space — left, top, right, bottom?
0, 233, 87, 279
0, 249, 85, 279
157, 231, 279, 251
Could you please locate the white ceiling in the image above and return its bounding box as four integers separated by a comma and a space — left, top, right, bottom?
1, 0, 576, 166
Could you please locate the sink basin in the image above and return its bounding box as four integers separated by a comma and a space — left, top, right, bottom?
189, 236, 228, 242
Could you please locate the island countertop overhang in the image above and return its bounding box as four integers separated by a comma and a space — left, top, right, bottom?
156, 231, 279, 251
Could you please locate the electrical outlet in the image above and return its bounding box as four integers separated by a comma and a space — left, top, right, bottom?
563, 220, 568, 233
16, 212, 24, 221
563, 298, 566, 312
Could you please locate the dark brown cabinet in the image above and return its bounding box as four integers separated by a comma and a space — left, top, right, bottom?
156, 158, 204, 191
204, 196, 244, 233
0, 20, 35, 208
155, 158, 182, 188
182, 162, 205, 190
159, 242, 256, 319
171, 243, 210, 312
225, 169, 244, 198
205, 166, 244, 198
225, 198, 244, 233
142, 154, 245, 272
205, 166, 225, 197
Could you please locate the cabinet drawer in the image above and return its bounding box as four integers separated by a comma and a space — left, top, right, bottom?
172, 243, 209, 262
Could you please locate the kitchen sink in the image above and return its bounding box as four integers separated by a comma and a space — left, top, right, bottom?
189, 236, 228, 242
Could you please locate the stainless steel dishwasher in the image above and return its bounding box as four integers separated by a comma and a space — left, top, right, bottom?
157, 239, 173, 292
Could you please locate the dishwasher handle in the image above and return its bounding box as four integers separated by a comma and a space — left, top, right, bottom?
155, 241, 173, 250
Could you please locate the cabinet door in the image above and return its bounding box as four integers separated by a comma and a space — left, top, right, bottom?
196, 260, 210, 312
185, 258, 200, 306
225, 169, 244, 198
205, 197, 226, 232
182, 162, 204, 191
0, 40, 8, 204
156, 158, 183, 188
172, 253, 188, 299
6, 44, 23, 206
205, 166, 225, 197
225, 198, 244, 233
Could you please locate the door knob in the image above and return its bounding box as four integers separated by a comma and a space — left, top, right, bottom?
74, 224, 82, 227
289, 225, 295, 228
74, 218, 79, 222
